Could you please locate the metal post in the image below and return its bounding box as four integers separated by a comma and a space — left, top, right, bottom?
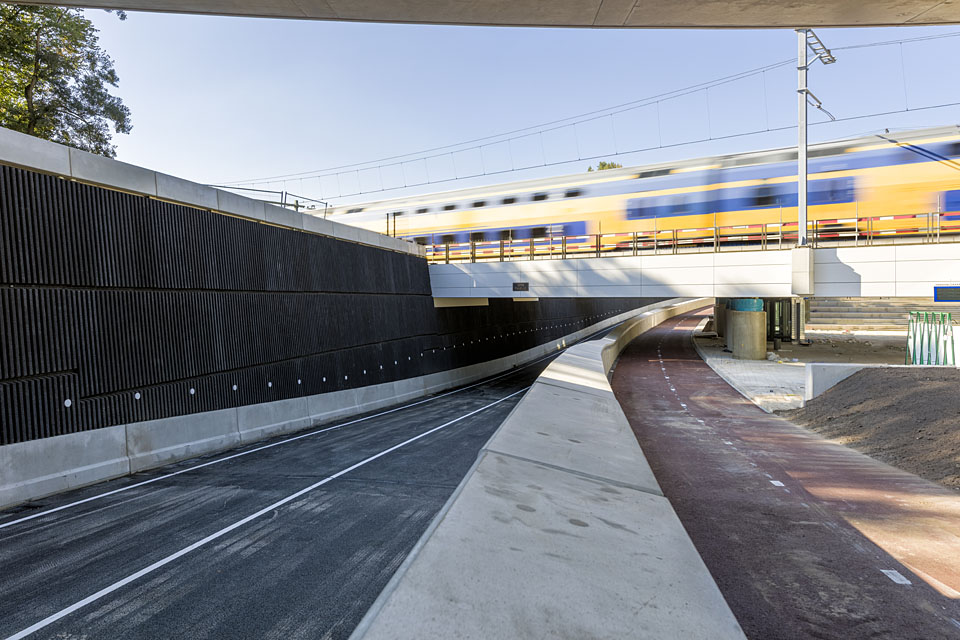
798, 28, 808, 247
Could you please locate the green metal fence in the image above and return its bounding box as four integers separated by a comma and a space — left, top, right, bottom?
906, 311, 957, 365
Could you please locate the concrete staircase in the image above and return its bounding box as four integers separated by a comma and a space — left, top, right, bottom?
807, 297, 960, 332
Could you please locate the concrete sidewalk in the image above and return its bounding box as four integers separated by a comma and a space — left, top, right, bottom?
694, 328, 908, 412
693, 335, 806, 411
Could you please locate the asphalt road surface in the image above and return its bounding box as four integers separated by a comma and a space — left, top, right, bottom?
0, 346, 571, 640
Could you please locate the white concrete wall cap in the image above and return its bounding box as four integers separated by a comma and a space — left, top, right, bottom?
156, 172, 219, 210
68, 147, 158, 195
216, 189, 267, 221
0, 126, 71, 175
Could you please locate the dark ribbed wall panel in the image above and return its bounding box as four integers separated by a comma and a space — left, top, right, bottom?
0, 164, 659, 446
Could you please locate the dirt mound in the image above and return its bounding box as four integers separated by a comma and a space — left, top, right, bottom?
780, 368, 960, 490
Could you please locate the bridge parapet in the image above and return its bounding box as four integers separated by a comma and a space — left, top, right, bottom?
430, 244, 960, 299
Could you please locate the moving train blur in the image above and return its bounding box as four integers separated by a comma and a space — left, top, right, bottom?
325, 125, 960, 261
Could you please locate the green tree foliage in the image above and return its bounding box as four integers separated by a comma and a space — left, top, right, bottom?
0, 6, 131, 157
587, 160, 623, 172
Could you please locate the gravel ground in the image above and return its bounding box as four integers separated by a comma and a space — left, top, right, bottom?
772, 333, 906, 364
781, 368, 960, 490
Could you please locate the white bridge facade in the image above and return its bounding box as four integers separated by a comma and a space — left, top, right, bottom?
429, 244, 960, 301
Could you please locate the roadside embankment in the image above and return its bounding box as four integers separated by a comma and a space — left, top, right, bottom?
351, 297, 747, 640
782, 367, 960, 490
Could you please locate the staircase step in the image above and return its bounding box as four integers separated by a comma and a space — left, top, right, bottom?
807, 324, 908, 332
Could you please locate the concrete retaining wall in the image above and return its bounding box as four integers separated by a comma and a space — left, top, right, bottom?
804, 362, 958, 404
0, 126, 422, 257
351, 297, 747, 640
0, 306, 651, 510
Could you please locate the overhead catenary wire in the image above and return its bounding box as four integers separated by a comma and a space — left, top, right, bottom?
216, 30, 960, 203
220, 58, 797, 185
270, 99, 960, 201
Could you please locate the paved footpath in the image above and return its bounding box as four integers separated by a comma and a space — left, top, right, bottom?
611, 310, 960, 640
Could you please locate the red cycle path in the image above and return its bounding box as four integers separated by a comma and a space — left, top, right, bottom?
611, 310, 960, 640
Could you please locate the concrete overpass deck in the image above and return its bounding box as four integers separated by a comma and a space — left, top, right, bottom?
27, 0, 960, 28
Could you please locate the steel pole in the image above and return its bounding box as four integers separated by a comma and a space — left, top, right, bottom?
797, 29, 808, 246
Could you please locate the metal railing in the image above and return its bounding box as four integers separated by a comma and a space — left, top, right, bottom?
424, 211, 960, 264
907, 311, 957, 365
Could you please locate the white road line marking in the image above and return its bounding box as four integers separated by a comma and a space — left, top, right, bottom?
1, 321, 618, 532
770, 480, 785, 487
880, 569, 912, 585
3, 387, 528, 640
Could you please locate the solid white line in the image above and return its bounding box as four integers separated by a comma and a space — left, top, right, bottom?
3, 387, 528, 640
880, 569, 912, 585
0, 323, 613, 532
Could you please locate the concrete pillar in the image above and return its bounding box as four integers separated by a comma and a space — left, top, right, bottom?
728, 298, 766, 360
728, 310, 767, 359
713, 303, 727, 338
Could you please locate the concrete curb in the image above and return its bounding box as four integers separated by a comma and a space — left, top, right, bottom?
0, 306, 649, 510
350, 297, 747, 640
691, 335, 771, 411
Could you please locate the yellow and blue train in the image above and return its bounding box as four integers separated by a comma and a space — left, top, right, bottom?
326, 125, 960, 256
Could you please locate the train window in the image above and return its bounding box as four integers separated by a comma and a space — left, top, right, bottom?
530, 226, 548, 238
346, 207, 364, 214
752, 186, 777, 207
416, 207, 429, 214
413, 237, 429, 245
440, 234, 456, 244
637, 168, 670, 179
532, 193, 548, 202
443, 204, 457, 211
565, 189, 582, 198
470, 231, 485, 242
501, 197, 517, 205
671, 196, 690, 215
946, 142, 960, 157
809, 148, 842, 159
473, 200, 487, 208
391, 210, 404, 217
498, 229, 512, 241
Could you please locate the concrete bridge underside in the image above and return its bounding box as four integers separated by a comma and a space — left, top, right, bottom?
25, 0, 960, 27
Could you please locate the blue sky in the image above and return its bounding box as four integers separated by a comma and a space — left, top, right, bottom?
87, 12, 960, 205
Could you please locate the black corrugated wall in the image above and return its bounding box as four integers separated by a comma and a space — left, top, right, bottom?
0, 164, 658, 446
